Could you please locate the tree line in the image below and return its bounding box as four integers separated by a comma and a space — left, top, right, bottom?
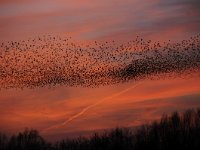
1, 108, 200, 150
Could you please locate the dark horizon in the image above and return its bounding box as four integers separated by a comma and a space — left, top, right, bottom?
1, 108, 200, 150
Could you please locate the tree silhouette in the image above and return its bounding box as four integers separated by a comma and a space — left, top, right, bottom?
7, 129, 50, 150
0, 132, 7, 150
1, 108, 200, 150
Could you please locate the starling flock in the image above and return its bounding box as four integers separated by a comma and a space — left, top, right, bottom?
0, 34, 200, 89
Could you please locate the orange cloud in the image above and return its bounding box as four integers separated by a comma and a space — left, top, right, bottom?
1, 75, 199, 139
0, 0, 199, 41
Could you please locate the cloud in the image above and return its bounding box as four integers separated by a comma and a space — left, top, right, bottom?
159, 0, 200, 12
0, 74, 200, 137
0, 0, 199, 41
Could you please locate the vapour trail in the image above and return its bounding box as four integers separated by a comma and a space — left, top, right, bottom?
41, 82, 141, 133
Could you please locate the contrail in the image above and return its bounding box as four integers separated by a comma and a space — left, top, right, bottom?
41, 82, 141, 133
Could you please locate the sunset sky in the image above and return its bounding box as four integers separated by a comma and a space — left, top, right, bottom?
0, 0, 200, 141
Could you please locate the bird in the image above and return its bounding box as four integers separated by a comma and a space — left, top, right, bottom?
0, 34, 200, 90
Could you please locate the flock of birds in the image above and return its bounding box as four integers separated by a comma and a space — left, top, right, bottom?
0, 34, 200, 89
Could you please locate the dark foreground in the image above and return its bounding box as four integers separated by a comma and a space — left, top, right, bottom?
1, 108, 200, 150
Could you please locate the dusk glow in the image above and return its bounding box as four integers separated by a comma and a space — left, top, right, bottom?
0, 0, 200, 144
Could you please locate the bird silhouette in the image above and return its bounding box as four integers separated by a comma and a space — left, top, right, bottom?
0, 34, 199, 89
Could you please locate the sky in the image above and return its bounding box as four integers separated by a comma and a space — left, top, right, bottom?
1, 0, 200, 41
0, 0, 200, 141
